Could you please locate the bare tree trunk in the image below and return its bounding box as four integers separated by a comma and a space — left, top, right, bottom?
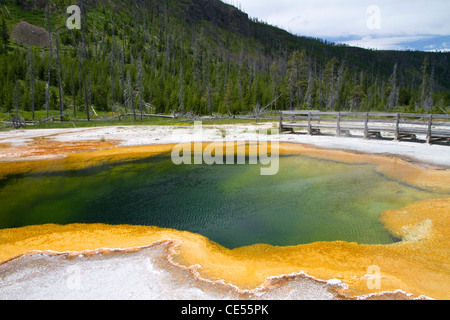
71, 60, 76, 118
207, 82, 212, 116
45, 9, 53, 119
54, 33, 64, 121
178, 59, 184, 114
80, 0, 90, 121
27, 49, 35, 120
109, 52, 115, 113
13, 79, 19, 122
126, 71, 135, 120
87, 71, 92, 116
119, 46, 126, 112
137, 56, 144, 121
70, 28, 90, 122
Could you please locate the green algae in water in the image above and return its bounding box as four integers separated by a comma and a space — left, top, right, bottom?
0, 154, 445, 249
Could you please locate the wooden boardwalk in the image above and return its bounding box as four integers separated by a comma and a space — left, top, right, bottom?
280, 111, 450, 144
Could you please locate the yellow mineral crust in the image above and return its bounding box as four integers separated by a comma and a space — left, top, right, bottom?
0, 142, 449, 299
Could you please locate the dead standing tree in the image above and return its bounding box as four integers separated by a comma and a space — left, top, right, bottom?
124, 71, 136, 121
68, 0, 91, 121
54, 31, 64, 122
253, 94, 283, 123
69, 27, 90, 121
26, 48, 35, 121
44, 9, 53, 119
136, 56, 145, 121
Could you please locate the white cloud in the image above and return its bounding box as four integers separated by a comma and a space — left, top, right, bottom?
222, 0, 450, 50
340, 35, 433, 51
425, 41, 450, 52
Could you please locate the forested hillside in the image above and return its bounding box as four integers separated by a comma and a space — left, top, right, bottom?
0, 0, 449, 122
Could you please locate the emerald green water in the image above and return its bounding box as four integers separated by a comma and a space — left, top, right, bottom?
0, 153, 444, 249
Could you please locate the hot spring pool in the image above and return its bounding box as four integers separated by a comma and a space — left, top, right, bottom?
0, 152, 444, 249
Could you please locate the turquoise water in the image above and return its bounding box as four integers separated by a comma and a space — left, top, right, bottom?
0, 153, 444, 249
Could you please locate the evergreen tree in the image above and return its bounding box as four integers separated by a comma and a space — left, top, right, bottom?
286, 50, 309, 110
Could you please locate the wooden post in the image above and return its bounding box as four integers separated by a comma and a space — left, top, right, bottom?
395, 113, 400, 141
336, 112, 341, 136
279, 112, 283, 133
427, 114, 433, 144
307, 112, 312, 135
364, 113, 369, 139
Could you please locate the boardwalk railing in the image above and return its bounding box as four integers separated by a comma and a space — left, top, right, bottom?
279, 111, 450, 144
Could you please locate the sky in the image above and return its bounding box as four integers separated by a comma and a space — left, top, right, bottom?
221, 0, 450, 52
